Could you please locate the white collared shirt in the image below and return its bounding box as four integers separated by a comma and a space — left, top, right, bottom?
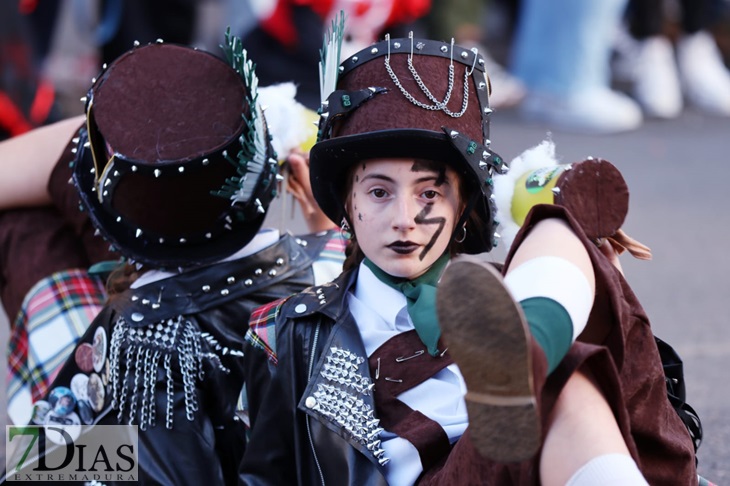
348, 262, 468, 486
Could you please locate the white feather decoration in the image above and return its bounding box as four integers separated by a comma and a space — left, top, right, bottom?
258, 83, 313, 159
493, 139, 562, 249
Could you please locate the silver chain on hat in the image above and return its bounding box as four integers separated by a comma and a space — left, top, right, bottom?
384, 33, 476, 118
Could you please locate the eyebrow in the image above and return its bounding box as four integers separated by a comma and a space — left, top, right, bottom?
359, 173, 448, 185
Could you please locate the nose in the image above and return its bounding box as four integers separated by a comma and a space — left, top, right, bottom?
392, 195, 417, 232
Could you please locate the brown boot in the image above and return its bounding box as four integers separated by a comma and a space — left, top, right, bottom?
437, 255, 547, 463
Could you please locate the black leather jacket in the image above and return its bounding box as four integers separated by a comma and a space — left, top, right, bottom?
240, 267, 390, 486
3, 231, 337, 486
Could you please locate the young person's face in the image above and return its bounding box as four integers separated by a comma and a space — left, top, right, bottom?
348, 158, 463, 280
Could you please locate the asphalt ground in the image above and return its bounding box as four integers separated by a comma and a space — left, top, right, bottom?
2, 107, 728, 481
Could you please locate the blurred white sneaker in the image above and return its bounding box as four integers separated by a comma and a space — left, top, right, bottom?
481, 51, 526, 109
631, 36, 683, 118
519, 88, 643, 134
677, 31, 730, 116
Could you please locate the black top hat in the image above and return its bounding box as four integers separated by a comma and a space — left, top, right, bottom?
72, 36, 280, 268
310, 32, 507, 254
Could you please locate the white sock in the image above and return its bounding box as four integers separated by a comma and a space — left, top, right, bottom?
566, 453, 649, 486
504, 255, 593, 342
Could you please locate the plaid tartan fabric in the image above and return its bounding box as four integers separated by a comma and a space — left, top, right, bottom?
245, 298, 287, 365
6, 269, 106, 424
243, 231, 348, 365
320, 231, 348, 261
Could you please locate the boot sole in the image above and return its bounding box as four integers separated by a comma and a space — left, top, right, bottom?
437, 256, 540, 462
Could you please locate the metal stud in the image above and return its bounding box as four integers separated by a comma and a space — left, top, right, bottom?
244, 279, 253, 287
131, 312, 144, 322
135, 229, 143, 238
351, 56, 358, 62
202, 158, 209, 166
295, 304, 307, 314
268, 269, 277, 277
154, 169, 161, 178
276, 258, 284, 266
227, 277, 236, 284
370, 47, 378, 54
460, 51, 468, 59
440, 45, 448, 53
221, 289, 229, 296
131, 165, 137, 172
202, 285, 211, 292
255, 268, 262, 276
393, 42, 401, 49
178, 167, 185, 173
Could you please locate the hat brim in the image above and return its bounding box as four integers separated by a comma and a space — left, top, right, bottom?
74, 137, 266, 268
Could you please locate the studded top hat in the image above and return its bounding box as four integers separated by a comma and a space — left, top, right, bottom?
72, 34, 279, 268
310, 18, 507, 254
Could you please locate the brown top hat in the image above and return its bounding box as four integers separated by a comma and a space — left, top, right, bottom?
72, 37, 279, 268
310, 34, 507, 254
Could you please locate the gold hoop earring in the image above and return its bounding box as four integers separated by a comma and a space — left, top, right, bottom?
455, 224, 467, 243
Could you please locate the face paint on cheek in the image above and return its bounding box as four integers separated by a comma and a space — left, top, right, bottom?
414, 203, 446, 261
358, 213, 363, 221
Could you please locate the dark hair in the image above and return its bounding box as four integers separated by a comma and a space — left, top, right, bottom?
341, 158, 482, 271
105, 263, 143, 300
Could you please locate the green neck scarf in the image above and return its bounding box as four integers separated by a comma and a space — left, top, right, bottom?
363, 253, 450, 356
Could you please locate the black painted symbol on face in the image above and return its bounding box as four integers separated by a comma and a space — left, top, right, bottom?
358, 213, 363, 221
414, 203, 445, 261
411, 160, 447, 186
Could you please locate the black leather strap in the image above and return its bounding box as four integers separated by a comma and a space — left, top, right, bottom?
112, 232, 331, 327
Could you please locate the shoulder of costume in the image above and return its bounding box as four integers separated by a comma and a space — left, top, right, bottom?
246, 297, 290, 365
291, 228, 347, 261
245, 267, 356, 362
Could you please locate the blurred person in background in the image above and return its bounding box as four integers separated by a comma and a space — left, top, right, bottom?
614, 0, 730, 118
0, 1, 59, 140
510, 0, 644, 134
424, 0, 526, 109
235, 0, 432, 110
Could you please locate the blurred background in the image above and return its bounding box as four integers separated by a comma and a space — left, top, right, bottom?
2, 0, 730, 482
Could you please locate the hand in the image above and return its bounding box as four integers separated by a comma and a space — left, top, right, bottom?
598, 237, 625, 275
285, 151, 335, 233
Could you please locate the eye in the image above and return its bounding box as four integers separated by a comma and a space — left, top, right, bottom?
369, 188, 388, 198
422, 190, 440, 200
